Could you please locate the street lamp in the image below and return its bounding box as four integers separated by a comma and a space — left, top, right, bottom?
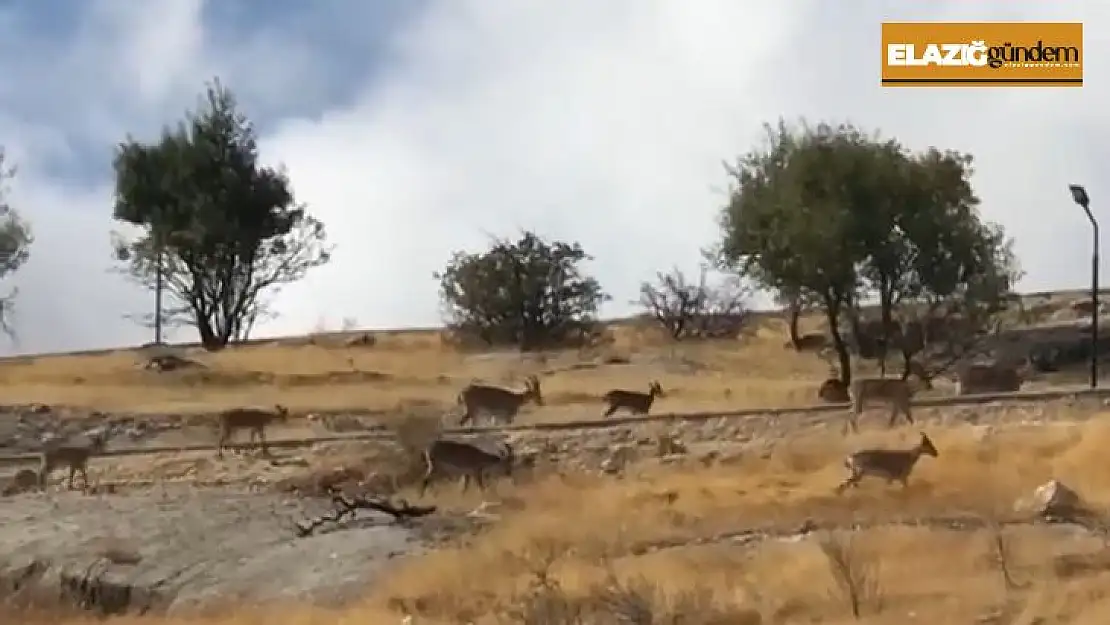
1069, 184, 1098, 388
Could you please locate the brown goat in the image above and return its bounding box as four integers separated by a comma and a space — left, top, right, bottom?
789, 333, 829, 352
419, 438, 514, 495
602, 381, 664, 417
40, 432, 108, 490
458, 376, 543, 426
847, 373, 932, 433
216, 404, 289, 458
835, 432, 938, 493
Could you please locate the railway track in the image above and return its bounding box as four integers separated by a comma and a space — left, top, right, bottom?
0, 385, 1106, 466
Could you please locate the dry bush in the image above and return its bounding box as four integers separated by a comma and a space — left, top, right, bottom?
638, 267, 752, 342
983, 518, 1026, 592
817, 531, 881, 619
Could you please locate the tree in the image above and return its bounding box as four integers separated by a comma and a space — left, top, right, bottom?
0, 150, 32, 341
715, 121, 868, 383
111, 80, 332, 350
637, 266, 750, 341
713, 119, 1018, 384
854, 148, 1021, 377
436, 231, 609, 350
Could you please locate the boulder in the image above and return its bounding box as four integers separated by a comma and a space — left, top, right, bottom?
1016, 479, 1084, 518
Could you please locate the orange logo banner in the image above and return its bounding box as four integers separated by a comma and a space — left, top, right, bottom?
881, 22, 1083, 87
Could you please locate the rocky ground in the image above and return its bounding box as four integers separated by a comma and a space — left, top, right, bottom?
0, 392, 1108, 617
0, 485, 422, 616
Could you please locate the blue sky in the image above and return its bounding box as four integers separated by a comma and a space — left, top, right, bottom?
0, 0, 1106, 355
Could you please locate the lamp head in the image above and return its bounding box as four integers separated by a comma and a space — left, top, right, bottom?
1069, 184, 1091, 209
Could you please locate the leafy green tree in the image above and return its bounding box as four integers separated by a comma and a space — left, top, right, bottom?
111, 81, 332, 350
436, 231, 609, 350
0, 150, 33, 340
715, 121, 868, 382
713, 119, 1019, 383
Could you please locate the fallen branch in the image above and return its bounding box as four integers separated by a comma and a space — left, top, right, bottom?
294, 492, 437, 537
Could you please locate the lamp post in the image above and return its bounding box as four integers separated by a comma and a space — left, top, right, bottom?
1069, 184, 1098, 388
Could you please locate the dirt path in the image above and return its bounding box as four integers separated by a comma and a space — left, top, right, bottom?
0, 485, 422, 615
2, 385, 1109, 462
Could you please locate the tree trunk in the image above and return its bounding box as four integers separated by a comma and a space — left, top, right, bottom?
878, 285, 894, 378
844, 296, 865, 358
197, 317, 227, 352
787, 303, 802, 350
823, 292, 852, 385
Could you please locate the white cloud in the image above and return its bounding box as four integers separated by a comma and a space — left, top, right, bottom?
0, 0, 1105, 353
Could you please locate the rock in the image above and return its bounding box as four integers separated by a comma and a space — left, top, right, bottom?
2, 468, 40, 495
655, 434, 687, 457
599, 456, 623, 475
1017, 479, 1083, 518
467, 500, 502, 520
698, 450, 721, 466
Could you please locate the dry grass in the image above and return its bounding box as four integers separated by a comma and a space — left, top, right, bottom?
0, 317, 838, 416
361, 416, 1110, 622
0, 288, 1093, 417
20, 415, 1110, 624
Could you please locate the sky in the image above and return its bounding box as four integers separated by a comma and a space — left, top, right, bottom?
0, 0, 1105, 355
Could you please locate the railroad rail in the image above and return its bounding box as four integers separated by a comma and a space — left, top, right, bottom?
0, 385, 1106, 466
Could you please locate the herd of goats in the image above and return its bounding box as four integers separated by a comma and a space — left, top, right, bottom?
21, 357, 1031, 500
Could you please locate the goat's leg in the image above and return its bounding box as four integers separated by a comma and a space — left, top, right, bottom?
217, 429, 229, 458
419, 465, 435, 496
458, 409, 473, 427
834, 473, 860, 494
845, 409, 861, 434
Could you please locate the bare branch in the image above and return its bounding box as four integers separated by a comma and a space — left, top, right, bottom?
294, 492, 437, 537
637, 267, 751, 341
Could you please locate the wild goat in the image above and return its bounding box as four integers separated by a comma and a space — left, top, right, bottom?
458, 376, 542, 426
602, 381, 664, 417
847, 372, 932, 433
955, 360, 1027, 395
419, 438, 514, 495
817, 378, 850, 403
216, 404, 289, 458
835, 432, 938, 493
40, 432, 108, 490
788, 333, 829, 352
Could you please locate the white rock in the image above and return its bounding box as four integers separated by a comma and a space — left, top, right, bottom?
1017, 479, 1082, 516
